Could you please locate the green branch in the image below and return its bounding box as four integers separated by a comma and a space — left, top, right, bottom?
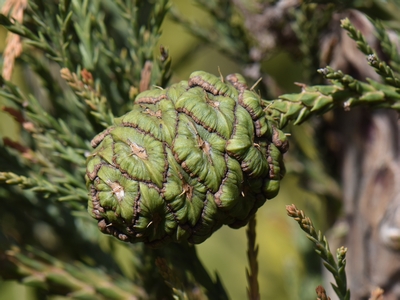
1, 245, 146, 300
246, 215, 260, 300
341, 18, 400, 88
264, 66, 400, 129
60, 68, 115, 128
286, 204, 350, 300
0, 171, 87, 204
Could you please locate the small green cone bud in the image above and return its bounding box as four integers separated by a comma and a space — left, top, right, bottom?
86, 71, 287, 247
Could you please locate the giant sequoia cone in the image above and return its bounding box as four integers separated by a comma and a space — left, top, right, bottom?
86, 71, 288, 247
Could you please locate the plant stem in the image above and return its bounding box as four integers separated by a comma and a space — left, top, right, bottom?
246, 214, 260, 300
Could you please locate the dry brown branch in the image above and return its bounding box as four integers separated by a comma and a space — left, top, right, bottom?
370, 287, 384, 300
139, 61, 153, 92
316, 285, 331, 300
1, 0, 27, 80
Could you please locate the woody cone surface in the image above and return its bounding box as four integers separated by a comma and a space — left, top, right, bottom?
86, 71, 288, 247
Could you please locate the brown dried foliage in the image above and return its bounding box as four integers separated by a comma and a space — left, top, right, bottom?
1, 0, 27, 80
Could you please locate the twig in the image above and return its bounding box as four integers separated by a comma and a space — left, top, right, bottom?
286, 204, 350, 300
155, 257, 188, 300
370, 287, 384, 300
246, 214, 260, 300
139, 61, 153, 92
316, 285, 331, 300
1, 0, 27, 80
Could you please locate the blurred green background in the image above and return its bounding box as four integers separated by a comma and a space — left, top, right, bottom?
0, 0, 332, 299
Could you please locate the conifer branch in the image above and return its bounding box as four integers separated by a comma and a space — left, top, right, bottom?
291, 3, 334, 83
246, 215, 260, 300
316, 285, 331, 300
154, 243, 229, 300
155, 257, 189, 300
286, 204, 350, 300
341, 18, 400, 88
0, 172, 36, 188
0, 76, 90, 149
264, 66, 400, 129
340, 18, 375, 55
371, 18, 400, 73
0, 171, 87, 203
367, 54, 400, 88
2, 2, 400, 299
1, 0, 27, 80
60, 68, 114, 128
0, 245, 146, 300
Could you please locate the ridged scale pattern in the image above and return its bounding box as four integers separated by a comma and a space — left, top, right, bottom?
86, 71, 288, 247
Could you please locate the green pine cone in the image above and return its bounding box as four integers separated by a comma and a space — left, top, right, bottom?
86, 71, 288, 247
